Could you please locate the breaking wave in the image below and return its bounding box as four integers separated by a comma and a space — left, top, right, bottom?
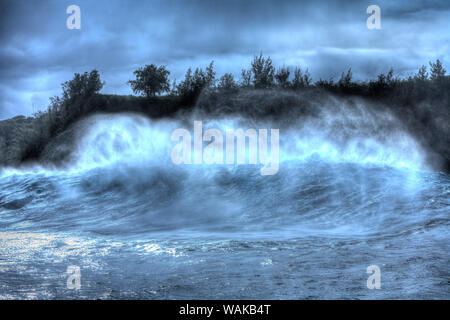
0, 109, 448, 299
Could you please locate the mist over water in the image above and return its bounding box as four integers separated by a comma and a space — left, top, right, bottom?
64, 102, 429, 172
0, 108, 449, 299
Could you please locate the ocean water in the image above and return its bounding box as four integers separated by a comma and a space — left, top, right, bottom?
0, 114, 448, 299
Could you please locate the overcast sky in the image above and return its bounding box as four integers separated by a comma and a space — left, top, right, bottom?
0, 0, 449, 119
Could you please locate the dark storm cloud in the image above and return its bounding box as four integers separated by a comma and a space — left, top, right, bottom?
0, 0, 449, 118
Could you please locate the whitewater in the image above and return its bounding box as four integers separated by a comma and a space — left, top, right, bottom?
0, 111, 448, 299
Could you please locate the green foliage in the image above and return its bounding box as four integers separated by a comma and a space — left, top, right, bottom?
128, 64, 170, 97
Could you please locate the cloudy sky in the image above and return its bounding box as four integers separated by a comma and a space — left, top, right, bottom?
0, 0, 449, 119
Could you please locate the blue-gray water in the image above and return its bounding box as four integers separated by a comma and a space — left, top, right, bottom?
0, 114, 449, 299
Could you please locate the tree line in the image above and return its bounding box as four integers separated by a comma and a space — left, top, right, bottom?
126, 53, 446, 99
42, 53, 447, 109
34, 53, 447, 140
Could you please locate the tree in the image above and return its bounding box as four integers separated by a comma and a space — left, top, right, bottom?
240, 69, 252, 87
292, 67, 311, 89
414, 65, 428, 81
338, 68, 352, 88
205, 61, 216, 87
303, 69, 312, 86
62, 70, 104, 101
128, 64, 170, 97
384, 68, 394, 84
177, 68, 192, 96
275, 65, 290, 88
218, 73, 238, 91
292, 68, 304, 89
375, 68, 394, 87
46, 70, 104, 134
251, 53, 275, 89
429, 59, 446, 80
315, 77, 335, 90
176, 61, 216, 99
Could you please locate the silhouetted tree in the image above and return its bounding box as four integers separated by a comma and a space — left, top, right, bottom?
241, 69, 252, 87
429, 59, 446, 80
128, 64, 170, 97
414, 65, 428, 81
291, 67, 311, 89
338, 68, 353, 88
292, 68, 303, 89
46, 70, 104, 134
275, 65, 290, 88
251, 53, 275, 89
315, 77, 335, 90
218, 73, 238, 91
380, 68, 393, 83
62, 70, 104, 101
205, 61, 216, 87
177, 61, 215, 100
303, 69, 312, 87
